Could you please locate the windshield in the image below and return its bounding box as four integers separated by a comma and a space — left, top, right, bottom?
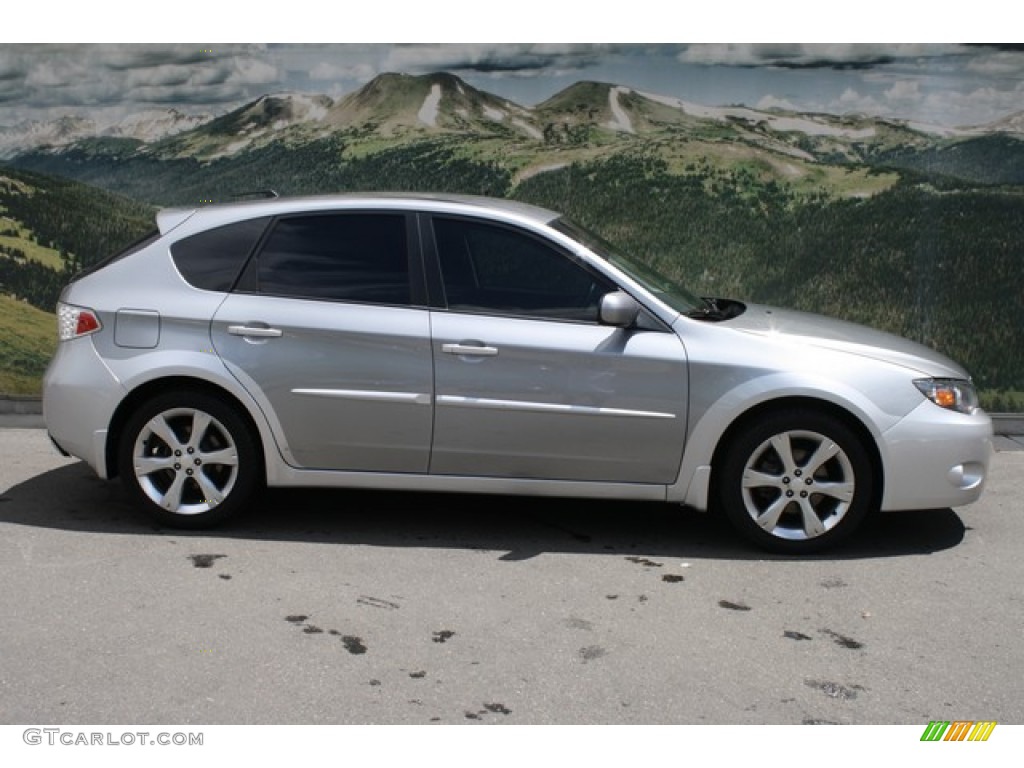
551, 218, 706, 316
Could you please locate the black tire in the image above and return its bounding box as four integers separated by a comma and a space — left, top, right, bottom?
118, 390, 261, 528
717, 409, 875, 554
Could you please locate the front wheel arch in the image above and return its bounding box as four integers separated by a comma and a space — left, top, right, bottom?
710, 398, 884, 552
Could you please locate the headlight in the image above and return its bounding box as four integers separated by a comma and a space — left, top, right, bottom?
913, 378, 979, 414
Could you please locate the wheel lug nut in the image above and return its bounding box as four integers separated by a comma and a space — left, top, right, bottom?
782, 477, 790, 485
186, 469, 193, 476
174, 450, 182, 456
805, 478, 813, 485
174, 463, 181, 470
786, 490, 794, 497
194, 458, 201, 466
187, 447, 194, 454
800, 491, 808, 498
794, 469, 802, 477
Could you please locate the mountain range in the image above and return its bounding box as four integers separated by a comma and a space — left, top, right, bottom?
2, 72, 1022, 401
5, 71, 1024, 187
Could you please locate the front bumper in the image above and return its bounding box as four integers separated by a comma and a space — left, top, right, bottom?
879, 401, 993, 511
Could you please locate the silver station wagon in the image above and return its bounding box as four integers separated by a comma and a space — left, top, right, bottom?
43, 193, 993, 553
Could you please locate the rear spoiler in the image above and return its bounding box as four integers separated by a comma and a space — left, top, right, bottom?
156, 207, 197, 235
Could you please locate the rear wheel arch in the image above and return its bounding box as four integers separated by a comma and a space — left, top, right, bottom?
106, 377, 265, 482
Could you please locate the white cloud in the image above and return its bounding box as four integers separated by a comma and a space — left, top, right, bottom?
2, 43, 1022, 129
229, 57, 279, 86
755, 94, 801, 112
381, 43, 613, 75
965, 50, 1024, 78
678, 43, 961, 69
884, 80, 922, 106
309, 60, 377, 83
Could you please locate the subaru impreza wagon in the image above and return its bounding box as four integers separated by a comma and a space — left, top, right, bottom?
43, 193, 992, 553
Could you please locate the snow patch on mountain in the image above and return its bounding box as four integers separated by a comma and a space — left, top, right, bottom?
766, 115, 875, 139
983, 110, 1024, 134
112, 109, 211, 142
640, 90, 876, 138
0, 108, 212, 158
607, 86, 634, 134
516, 162, 568, 183
0, 117, 96, 158
484, 106, 506, 122
291, 94, 329, 122
418, 84, 442, 127
905, 120, 979, 137
512, 118, 543, 140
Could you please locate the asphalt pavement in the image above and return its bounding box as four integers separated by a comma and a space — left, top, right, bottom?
1, 427, 1022, 724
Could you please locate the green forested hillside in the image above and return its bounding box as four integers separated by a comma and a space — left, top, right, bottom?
879, 135, 1024, 186
4, 126, 1024, 404
12, 135, 514, 207
0, 168, 154, 394
515, 156, 1024, 393
1, 167, 152, 278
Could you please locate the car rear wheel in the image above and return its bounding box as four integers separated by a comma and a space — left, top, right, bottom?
118, 391, 260, 528
718, 409, 874, 554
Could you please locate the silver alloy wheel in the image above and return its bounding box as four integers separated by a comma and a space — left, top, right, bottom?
132, 407, 240, 515
740, 429, 856, 541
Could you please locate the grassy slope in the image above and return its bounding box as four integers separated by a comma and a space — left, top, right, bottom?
0, 214, 65, 269
0, 293, 55, 394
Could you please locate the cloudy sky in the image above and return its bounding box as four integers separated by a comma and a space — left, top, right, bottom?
2, 43, 1022, 129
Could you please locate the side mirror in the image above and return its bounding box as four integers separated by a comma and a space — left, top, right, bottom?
599, 291, 640, 328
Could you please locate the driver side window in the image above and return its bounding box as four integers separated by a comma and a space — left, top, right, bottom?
432, 216, 613, 322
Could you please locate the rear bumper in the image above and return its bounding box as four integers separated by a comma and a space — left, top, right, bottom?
42, 338, 125, 479
879, 402, 993, 511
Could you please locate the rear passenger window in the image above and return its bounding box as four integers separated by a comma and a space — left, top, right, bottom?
170, 217, 270, 291
256, 213, 410, 305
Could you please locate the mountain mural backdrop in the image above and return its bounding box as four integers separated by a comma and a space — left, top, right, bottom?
2, 71, 1023, 408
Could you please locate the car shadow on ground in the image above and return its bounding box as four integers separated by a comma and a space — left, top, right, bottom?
0, 461, 966, 561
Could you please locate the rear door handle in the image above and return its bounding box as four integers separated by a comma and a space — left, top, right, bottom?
228, 324, 283, 338
442, 343, 499, 357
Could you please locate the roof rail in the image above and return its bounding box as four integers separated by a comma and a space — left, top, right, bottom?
228, 189, 280, 201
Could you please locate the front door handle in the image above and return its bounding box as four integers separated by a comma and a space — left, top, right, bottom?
442, 343, 499, 357
228, 324, 283, 338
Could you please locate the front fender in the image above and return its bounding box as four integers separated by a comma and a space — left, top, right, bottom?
668, 372, 903, 508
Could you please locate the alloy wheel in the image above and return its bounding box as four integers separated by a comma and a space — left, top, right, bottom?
132, 407, 240, 516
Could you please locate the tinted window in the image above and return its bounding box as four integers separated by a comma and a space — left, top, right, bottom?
257, 213, 410, 305
433, 217, 613, 321
171, 217, 269, 291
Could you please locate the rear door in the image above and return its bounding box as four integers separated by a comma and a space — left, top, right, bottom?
425, 214, 688, 484
211, 210, 434, 472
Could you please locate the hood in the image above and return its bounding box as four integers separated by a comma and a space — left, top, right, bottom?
724, 303, 969, 379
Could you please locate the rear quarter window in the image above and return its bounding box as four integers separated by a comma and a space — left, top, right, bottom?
170, 217, 270, 291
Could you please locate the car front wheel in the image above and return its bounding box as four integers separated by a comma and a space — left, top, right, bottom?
718, 409, 874, 554
118, 391, 260, 528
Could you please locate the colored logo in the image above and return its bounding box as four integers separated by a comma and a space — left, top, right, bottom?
921, 721, 996, 741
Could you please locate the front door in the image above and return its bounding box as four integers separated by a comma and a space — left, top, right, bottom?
426, 215, 688, 484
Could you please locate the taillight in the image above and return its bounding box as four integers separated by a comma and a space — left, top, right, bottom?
57, 302, 102, 341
